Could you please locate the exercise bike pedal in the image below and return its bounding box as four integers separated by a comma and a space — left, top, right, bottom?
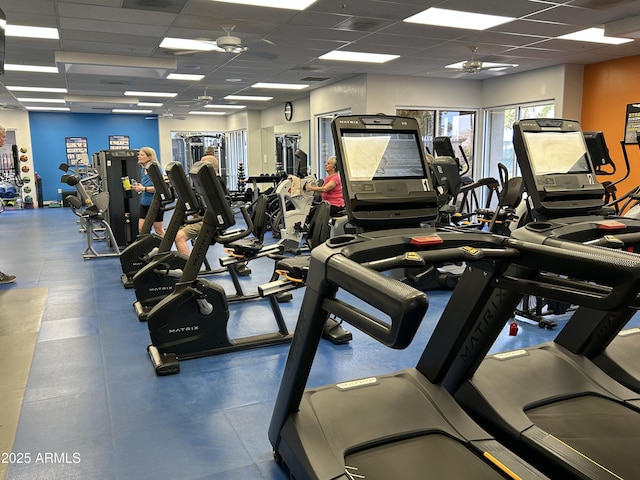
275, 291, 293, 303
147, 345, 180, 376
322, 317, 352, 345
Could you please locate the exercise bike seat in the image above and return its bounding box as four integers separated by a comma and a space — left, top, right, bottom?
225, 194, 270, 258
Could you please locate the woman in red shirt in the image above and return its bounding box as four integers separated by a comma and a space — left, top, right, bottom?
305, 156, 345, 216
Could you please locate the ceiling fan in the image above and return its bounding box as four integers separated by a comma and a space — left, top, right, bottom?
174, 88, 214, 108
443, 46, 518, 76
461, 46, 483, 74
0, 103, 21, 111
146, 110, 186, 121
166, 25, 278, 60
215, 24, 248, 54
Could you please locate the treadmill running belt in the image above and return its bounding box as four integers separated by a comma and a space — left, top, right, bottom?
527, 395, 640, 479
345, 434, 512, 479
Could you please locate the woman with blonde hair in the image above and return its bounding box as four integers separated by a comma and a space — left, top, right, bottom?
131, 146, 165, 236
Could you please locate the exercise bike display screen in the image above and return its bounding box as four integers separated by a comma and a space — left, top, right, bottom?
339, 131, 427, 181
522, 130, 591, 176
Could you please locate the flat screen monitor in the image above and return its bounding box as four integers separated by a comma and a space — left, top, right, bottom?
624, 103, 640, 144
433, 136, 456, 158
583, 131, 614, 173
513, 118, 605, 219
332, 115, 438, 230
294, 149, 307, 177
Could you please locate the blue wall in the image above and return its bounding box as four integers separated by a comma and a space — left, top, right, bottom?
29, 112, 160, 202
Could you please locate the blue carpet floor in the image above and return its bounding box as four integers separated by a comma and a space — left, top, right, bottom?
1, 206, 636, 480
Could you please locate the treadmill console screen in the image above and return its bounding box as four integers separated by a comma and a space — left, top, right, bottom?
340, 131, 427, 180
522, 130, 591, 176
332, 115, 438, 229
513, 118, 605, 219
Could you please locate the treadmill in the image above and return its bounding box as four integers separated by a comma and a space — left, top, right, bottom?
268, 114, 550, 480
442, 119, 640, 479
507, 119, 640, 394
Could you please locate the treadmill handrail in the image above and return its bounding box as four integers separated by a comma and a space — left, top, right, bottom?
323, 252, 428, 349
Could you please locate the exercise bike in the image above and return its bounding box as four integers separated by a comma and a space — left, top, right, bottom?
120, 161, 175, 287
132, 161, 207, 320
133, 162, 271, 320
146, 161, 293, 375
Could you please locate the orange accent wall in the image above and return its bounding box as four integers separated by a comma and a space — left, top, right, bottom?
582, 55, 640, 204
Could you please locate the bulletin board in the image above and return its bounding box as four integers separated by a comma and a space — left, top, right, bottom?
65, 137, 89, 165
109, 135, 130, 150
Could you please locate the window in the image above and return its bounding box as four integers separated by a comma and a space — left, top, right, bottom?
225, 129, 246, 191
483, 103, 554, 182
397, 108, 476, 177
316, 110, 350, 178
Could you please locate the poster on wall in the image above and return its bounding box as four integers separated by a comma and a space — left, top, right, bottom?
109, 135, 130, 150
624, 103, 640, 144
0, 130, 17, 176
65, 137, 88, 165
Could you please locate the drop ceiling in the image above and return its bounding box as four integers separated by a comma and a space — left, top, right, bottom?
2, 0, 640, 115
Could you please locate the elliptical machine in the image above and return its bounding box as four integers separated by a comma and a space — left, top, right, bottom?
146, 161, 293, 375
119, 162, 175, 287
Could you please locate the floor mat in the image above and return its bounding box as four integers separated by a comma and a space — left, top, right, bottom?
0, 287, 47, 480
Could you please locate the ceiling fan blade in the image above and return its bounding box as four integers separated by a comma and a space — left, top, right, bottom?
172, 50, 202, 56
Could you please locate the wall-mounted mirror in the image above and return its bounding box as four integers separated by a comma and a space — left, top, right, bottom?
260, 121, 310, 175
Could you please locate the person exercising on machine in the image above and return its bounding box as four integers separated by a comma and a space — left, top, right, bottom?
305, 155, 345, 216
174, 148, 250, 275
174, 148, 219, 256
131, 147, 165, 236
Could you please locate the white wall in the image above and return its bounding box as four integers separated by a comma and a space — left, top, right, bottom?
1, 110, 36, 205
310, 75, 368, 116
366, 73, 483, 113
481, 64, 583, 117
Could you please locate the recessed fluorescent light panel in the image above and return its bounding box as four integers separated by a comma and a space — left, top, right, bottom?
251, 82, 308, 90
319, 51, 399, 63
138, 102, 164, 107
404, 8, 515, 31
17, 98, 66, 103
25, 106, 70, 111
124, 91, 177, 98
189, 111, 226, 115
112, 109, 153, 114
224, 95, 273, 101
7, 86, 68, 93
558, 27, 632, 45
167, 73, 204, 81
210, 0, 317, 10
160, 38, 221, 52
6, 25, 59, 39
5, 64, 58, 73
204, 104, 246, 109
